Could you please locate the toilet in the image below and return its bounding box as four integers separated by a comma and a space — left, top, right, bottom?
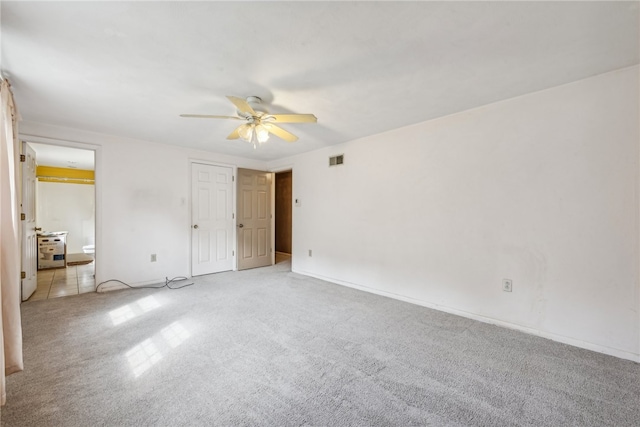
39, 245, 56, 260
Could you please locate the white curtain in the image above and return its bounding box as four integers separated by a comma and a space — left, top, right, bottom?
0, 78, 24, 406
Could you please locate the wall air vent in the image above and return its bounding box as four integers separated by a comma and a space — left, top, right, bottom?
329, 154, 344, 167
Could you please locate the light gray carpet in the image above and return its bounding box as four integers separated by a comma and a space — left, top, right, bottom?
2, 260, 639, 426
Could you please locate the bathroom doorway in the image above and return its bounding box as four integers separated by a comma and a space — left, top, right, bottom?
22, 142, 96, 300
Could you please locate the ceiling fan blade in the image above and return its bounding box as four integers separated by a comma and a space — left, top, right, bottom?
265, 124, 298, 143
226, 96, 256, 116
227, 126, 242, 140
267, 114, 317, 124
180, 114, 242, 120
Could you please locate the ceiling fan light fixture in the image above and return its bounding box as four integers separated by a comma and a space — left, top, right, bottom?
237, 123, 253, 142
255, 124, 270, 143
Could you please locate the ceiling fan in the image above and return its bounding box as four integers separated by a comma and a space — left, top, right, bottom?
181, 96, 317, 148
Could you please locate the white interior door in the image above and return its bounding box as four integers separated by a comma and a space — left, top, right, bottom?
237, 168, 272, 271
191, 163, 234, 276
21, 142, 37, 300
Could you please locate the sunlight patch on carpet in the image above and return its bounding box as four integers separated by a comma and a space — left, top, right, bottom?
109, 296, 161, 326
126, 320, 193, 378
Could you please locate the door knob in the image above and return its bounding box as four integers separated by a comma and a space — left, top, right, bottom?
34, 227, 42, 231
193, 225, 199, 229
238, 224, 244, 228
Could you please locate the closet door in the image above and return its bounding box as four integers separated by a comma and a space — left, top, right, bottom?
237, 168, 272, 271
191, 163, 234, 276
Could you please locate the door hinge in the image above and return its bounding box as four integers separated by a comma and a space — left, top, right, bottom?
20, 154, 26, 162
21, 213, 25, 220
232, 250, 235, 256
21, 271, 26, 279
232, 176, 235, 182
232, 213, 235, 219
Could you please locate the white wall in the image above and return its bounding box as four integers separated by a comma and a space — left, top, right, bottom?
36, 181, 95, 253
268, 66, 640, 362
20, 67, 639, 361
20, 123, 266, 287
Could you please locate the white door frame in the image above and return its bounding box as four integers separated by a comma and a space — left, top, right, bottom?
189, 159, 237, 275
18, 134, 101, 286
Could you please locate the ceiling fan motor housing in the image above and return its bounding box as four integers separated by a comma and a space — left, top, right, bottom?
243, 96, 268, 117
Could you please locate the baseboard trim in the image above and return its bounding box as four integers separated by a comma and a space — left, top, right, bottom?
96, 277, 168, 293
293, 268, 640, 363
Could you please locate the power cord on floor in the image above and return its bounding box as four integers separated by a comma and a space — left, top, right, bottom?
96, 276, 194, 292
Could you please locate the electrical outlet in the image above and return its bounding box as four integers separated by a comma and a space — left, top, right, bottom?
503, 279, 512, 292
308, 249, 312, 257
151, 254, 157, 262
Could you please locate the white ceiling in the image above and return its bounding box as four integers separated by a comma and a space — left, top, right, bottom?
2, 2, 638, 161
27, 143, 95, 171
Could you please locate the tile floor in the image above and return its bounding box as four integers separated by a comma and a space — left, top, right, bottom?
30, 262, 95, 301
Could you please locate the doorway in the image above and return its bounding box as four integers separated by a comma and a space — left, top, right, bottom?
274, 170, 292, 265
21, 142, 96, 301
